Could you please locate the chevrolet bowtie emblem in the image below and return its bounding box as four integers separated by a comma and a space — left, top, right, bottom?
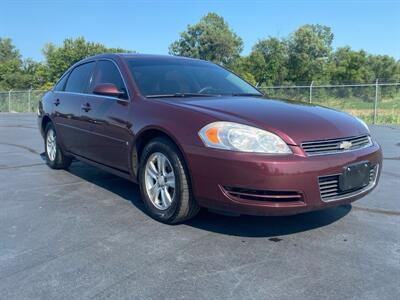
339, 141, 352, 150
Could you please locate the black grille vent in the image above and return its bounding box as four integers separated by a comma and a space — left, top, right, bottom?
319, 165, 378, 201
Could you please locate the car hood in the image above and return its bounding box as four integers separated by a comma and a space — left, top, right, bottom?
162, 96, 368, 145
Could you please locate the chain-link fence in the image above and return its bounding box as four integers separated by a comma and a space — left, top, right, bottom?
1, 83, 400, 124
259, 82, 400, 124
0, 90, 47, 113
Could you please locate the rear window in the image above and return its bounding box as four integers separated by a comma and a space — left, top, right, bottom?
65, 62, 95, 93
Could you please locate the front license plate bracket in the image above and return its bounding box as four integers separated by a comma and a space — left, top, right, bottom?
339, 161, 370, 191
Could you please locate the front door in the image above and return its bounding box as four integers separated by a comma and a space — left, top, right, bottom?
79, 60, 132, 171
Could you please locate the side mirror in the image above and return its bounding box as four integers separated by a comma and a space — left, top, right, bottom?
93, 83, 126, 98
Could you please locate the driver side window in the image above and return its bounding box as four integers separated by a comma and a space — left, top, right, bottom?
92, 60, 128, 97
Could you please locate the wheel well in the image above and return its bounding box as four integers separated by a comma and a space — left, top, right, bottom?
135, 129, 178, 163
133, 129, 190, 182
41, 116, 52, 133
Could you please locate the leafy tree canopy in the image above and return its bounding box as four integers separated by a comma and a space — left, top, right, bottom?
1, 16, 399, 90
169, 12, 243, 65
287, 24, 333, 83
247, 37, 289, 85
328, 47, 374, 83
0, 38, 21, 62
43, 37, 133, 84
0, 37, 133, 90
0, 38, 39, 90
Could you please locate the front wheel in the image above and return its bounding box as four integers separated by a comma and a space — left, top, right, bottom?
139, 137, 199, 224
44, 122, 72, 169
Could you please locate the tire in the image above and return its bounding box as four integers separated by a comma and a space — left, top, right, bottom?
139, 137, 200, 224
44, 122, 72, 169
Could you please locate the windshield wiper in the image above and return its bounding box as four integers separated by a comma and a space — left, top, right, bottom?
231, 93, 264, 97
146, 93, 216, 98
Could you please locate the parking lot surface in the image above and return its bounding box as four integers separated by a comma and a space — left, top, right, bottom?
0, 113, 399, 300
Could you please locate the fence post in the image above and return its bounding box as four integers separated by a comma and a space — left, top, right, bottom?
373, 79, 379, 124
309, 81, 314, 103
8, 89, 12, 112
28, 89, 32, 112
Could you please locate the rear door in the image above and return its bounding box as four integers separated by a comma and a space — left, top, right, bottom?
52, 61, 95, 156
81, 59, 131, 171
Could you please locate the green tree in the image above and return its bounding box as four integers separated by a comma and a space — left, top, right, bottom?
287, 24, 333, 83
0, 37, 21, 62
43, 37, 132, 84
228, 56, 257, 85
169, 13, 243, 65
247, 37, 289, 85
0, 38, 46, 90
367, 54, 400, 82
21, 58, 48, 88
367, 54, 400, 98
328, 47, 374, 83
0, 38, 21, 89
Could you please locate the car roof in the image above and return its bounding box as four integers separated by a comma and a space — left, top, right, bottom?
80, 53, 207, 64
66, 53, 214, 79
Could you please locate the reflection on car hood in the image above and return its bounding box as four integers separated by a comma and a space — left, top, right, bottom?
162, 96, 368, 145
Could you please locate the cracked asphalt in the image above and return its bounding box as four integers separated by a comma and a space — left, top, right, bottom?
0, 113, 399, 300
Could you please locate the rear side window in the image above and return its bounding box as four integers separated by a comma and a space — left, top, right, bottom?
54, 73, 69, 91
92, 60, 127, 96
65, 62, 95, 93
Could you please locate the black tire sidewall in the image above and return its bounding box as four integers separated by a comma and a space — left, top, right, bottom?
139, 139, 185, 223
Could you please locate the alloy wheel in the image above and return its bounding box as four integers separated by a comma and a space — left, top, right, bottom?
46, 129, 57, 162
144, 152, 176, 210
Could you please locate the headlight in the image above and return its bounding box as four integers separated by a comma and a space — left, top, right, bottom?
198, 121, 292, 154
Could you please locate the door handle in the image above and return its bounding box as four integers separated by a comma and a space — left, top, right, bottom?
81, 103, 91, 112
54, 99, 60, 106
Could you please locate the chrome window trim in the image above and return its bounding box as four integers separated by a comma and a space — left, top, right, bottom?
318, 164, 379, 203
301, 135, 373, 156
56, 90, 129, 102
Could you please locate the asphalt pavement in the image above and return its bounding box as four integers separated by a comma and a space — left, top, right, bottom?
0, 113, 399, 300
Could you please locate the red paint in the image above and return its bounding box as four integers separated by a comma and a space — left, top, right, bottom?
38, 54, 382, 216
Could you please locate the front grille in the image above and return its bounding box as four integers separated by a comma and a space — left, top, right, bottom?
318, 164, 378, 202
223, 186, 304, 203
302, 135, 372, 156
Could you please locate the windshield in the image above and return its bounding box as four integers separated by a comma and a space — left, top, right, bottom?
126, 58, 262, 97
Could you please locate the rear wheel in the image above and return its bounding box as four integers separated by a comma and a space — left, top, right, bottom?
44, 122, 72, 169
139, 137, 199, 224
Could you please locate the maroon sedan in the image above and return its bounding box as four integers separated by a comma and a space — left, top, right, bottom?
38, 54, 382, 224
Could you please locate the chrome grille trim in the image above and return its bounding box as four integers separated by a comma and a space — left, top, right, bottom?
222, 186, 304, 203
318, 164, 379, 202
302, 135, 372, 156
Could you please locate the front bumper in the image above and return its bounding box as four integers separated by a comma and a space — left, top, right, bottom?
184, 142, 382, 216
